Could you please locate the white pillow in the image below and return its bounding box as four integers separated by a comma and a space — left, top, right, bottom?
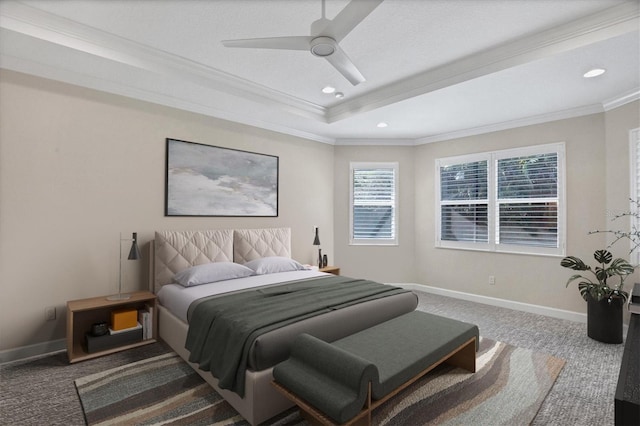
173, 262, 254, 287
244, 256, 308, 275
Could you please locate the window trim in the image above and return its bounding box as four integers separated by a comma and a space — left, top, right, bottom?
349, 161, 399, 246
435, 143, 566, 257
630, 128, 640, 265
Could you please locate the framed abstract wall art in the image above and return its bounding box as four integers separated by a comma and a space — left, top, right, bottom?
165, 138, 278, 216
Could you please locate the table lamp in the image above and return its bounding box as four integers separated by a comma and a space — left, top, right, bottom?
107, 232, 141, 301
313, 227, 322, 267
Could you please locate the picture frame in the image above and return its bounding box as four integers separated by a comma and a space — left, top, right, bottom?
165, 138, 279, 217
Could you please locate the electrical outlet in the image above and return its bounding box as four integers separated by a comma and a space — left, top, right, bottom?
488, 275, 496, 285
45, 306, 56, 321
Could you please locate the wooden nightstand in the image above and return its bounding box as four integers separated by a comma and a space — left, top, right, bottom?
66, 290, 157, 363
319, 265, 340, 275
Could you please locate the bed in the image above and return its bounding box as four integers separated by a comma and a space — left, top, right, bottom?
150, 227, 418, 425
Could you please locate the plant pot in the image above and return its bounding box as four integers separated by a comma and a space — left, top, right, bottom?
587, 295, 623, 344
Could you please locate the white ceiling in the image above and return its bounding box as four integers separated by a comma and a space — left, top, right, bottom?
1, 0, 638, 145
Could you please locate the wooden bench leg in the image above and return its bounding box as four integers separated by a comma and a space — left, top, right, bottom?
444, 337, 476, 373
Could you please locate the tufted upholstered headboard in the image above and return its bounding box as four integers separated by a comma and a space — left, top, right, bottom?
151, 227, 291, 293
233, 227, 291, 264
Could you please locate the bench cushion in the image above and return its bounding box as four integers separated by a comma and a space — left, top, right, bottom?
273, 333, 378, 423
334, 310, 479, 399
273, 311, 479, 424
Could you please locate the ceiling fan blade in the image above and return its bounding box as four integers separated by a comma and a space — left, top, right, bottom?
324, 45, 365, 86
222, 36, 311, 50
324, 0, 384, 42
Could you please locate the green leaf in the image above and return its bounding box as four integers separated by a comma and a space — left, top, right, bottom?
561, 256, 589, 271
595, 267, 607, 284
593, 250, 612, 264
577, 282, 592, 301
609, 258, 634, 275
565, 274, 584, 287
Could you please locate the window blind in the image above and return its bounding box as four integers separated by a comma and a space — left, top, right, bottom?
436, 143, 565, 256
352, 166, 396, 241
496, 153, 558, 248
439, 161, 488, 242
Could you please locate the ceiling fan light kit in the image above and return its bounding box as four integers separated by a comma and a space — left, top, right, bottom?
310, 37, 337, 57
220, 0, 383, 86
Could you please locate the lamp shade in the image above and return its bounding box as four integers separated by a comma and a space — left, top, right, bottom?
128, 232, 141, 260
313, 228, 320, 246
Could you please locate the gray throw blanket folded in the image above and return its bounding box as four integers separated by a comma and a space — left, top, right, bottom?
184, 275, 409, 396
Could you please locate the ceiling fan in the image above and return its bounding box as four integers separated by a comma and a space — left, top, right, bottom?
221, 0, 383, 86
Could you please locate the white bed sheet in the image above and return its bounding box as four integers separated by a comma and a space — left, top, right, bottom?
157, 270, 328, 322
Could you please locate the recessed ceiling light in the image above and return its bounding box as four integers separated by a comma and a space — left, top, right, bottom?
334, 92, 344, 99
583, 68, 606, 78
322, 86, 336, 94
377, 122, 388, 128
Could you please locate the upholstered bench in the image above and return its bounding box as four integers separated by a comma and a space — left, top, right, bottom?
272, 311, 479, 425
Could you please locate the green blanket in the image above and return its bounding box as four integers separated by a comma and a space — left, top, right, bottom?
184, 275, 409, 396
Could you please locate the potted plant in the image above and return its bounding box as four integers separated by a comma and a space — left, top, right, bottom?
561, 250, 633, 343
561, 199, 639, 343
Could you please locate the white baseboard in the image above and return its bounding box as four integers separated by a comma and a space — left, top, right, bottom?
0, 338, 66, 365
393, 283, 588, 324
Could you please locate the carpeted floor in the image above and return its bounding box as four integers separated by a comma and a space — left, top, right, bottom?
412, 287, 626, 425
1, 342, 170, 425
1, 288, 626, 425
74, 339, 564, 425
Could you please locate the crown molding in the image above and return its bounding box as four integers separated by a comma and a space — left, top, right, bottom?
338, 92, 638, 146
602, 87, 640, 111
0, 1, 326, 122
415, 104, 604, 145
334, 87, 640, 145
334, 138, 417, 146
4, 45, 630, 148
1, 1, 636, 147
326, 2, 640, 123
0, 52, 336, 145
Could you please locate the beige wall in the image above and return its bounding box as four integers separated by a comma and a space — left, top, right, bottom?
0, 70, 334, 351
333, 146, 416, 283
412, 108, 639, 315
605, 102, 640, 258
1, 67, 638, 354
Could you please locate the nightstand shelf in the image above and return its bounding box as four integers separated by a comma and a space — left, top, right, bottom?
319, 265, 340, 275
66, 290, 157, 363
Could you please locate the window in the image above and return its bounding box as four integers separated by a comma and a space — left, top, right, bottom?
439, 159, 489, 244
350, 162, 398, 245
630, 128, 640, 264
436, 143, 565, 256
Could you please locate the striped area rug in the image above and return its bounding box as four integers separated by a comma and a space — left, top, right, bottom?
372, 338, 565, 425
75, 338, 564, 425
74, 352, 241, 425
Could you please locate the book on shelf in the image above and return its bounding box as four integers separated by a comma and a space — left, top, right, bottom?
138, 304, 153, 340
108, 322, 142, 335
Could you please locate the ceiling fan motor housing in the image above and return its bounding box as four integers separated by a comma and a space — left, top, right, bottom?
310, 36, 337, 57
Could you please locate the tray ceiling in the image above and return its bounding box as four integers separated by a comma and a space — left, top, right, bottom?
1, 0, 638, 144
